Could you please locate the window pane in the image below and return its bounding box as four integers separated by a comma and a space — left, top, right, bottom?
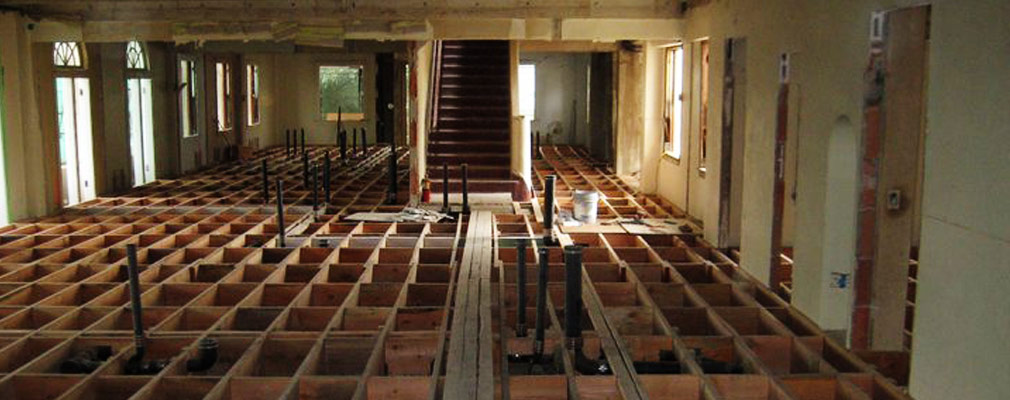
179, 60, 194, 138
672, 48, 684, 159
54, 42, 83, 68
216, 62, 232, 131
126, 41, 147, 70
247, 64, 260, 126
319, 65, 363, 120
518, 64, 536, 118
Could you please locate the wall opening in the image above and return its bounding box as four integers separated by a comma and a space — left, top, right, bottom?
54, 42, 96, 206
663, 45, 685, 160
126, 41, 155, 187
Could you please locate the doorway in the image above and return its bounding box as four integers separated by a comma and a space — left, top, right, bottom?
518, 50, 614, 164
126, 41, 156, 187
53, 42, 96, 206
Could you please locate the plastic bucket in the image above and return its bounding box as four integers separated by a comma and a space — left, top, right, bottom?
573, 190, 600, 224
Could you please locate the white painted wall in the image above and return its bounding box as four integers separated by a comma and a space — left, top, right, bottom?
519, 52, 590, 148
273, 52, 377, 147
909, 1, 1010, 398
642, 0, 1010, 396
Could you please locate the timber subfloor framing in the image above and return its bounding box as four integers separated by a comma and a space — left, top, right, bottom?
0, 145, 910, 399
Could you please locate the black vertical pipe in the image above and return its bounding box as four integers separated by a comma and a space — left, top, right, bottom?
461, 163, 470, 214
386, 139, 397, 204
300, 128, 306, 155
285, 129, 291, 158
339, 130, 347, 163
311, 163, 319, 212
516, 238, 528, 337
361, 128, 368, 153
531, 131, 536, 162
535, 131, 541, 159
125, 244, 145, 352
261, 159, 269, 204
534, 246, 549, 358
352, 128, 358, 157
544, 175, 556, 243
323, 151, 331, 206
276, 178, 286, 247
302, 153, 309, 189
564, 245, 583, 344
441, 162, 450, 213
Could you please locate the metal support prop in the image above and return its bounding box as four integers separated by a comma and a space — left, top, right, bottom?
535, 131, 541, 160
276, 178, 286, 247
352, 128, 358, 157
300, 128, 306, 155
323, 151, 331, 206
302, 153, 310, 189
125, 244, 145, 357
339, 130, 347, 163
361, 128, 368, 153
311, 163, 319, 212
285, 129, 291, 158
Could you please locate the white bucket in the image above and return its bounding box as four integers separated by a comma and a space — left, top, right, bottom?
573, 190, 600, 224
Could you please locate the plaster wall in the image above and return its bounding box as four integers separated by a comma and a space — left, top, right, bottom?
520, 52, 590, 149
273, 52, 377, 147
0, 12, 51, 219
649, 0, 1009, 396
244, 53, 278, 150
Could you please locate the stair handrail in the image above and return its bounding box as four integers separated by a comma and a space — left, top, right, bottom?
428, 40, 444, 133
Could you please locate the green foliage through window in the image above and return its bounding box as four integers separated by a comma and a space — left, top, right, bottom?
319, 65, 363, 120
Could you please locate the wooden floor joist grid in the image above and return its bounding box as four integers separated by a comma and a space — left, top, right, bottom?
0, 144, 911, 399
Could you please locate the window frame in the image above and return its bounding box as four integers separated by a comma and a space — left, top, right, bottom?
697, 39, 711, 175
53, 41, 86, 71
662, 44, 685, 162
215, 61, 233, 132
246, 64, 260, 127
318, 64, 365, 122
178, 58, 199, 138
125, 41, 148, 72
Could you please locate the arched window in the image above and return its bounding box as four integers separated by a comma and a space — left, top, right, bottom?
125, 40, 156, 186
126, 40, 148, 71
53, 41, 84, 68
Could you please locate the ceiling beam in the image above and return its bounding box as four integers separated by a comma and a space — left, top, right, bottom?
5, 0, 681, 22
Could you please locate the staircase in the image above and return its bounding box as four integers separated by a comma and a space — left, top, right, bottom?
428, 40, 525, 200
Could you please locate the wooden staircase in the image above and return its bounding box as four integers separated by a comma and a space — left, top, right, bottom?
428, 40, 526, 200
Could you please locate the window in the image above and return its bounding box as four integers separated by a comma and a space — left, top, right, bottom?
698, 40, 710, 172
518, 64, 536, 119
319, 65, 364, 121
664, 45, 685, 160
126, 41, 155, 186
125, 41, 147, 70
215, 62, 233, 131
54, 41, 84, 68
246, 64, 260, 126
54, 42, 96, 206
179, 59, 198, 138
